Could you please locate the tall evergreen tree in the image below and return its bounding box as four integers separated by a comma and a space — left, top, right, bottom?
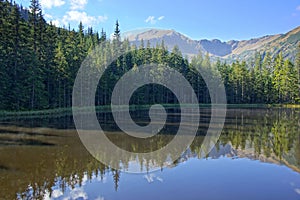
100, 28, 106, 42
28, 0, 47, 109
296, 43, 300, 101
113, 20, 121, 41
262, 53, 274, 103
273, 52, 284, 102
29, 0, 41, 53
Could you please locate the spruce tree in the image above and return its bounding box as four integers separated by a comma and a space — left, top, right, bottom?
100, 28, 106, 42
273, 52, 284, 102
296, 43, 300, 101
29, 0, 41, 52
113, 20, 121, 41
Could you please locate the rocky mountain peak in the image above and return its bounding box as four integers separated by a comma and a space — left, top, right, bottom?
123, 26, 300, 62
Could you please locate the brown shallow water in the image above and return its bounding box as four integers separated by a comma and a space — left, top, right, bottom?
0, 108, 299, 200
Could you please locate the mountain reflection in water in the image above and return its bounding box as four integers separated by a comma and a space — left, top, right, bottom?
0, 108, 299, 200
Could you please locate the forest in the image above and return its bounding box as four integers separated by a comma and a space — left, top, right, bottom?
1, 0, 300, 111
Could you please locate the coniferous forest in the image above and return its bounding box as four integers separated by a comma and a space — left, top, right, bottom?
1, 0, 300, 111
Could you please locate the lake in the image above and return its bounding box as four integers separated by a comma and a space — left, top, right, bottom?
0, 108, 299, 200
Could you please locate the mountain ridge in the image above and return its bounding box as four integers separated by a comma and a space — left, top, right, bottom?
123, 26, 300, 62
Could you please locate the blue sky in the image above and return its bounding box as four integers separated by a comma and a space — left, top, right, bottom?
15, 0, 300, 41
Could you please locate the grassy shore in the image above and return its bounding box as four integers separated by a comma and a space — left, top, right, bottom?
0, 104, 299, 119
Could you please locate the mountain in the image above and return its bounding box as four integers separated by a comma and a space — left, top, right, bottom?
123, 26, 300, 62
123, 29, 203, 57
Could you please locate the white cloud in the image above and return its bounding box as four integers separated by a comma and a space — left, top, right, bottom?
52, 189, 64, 198
158, 16, 165, 21
145, 16, 165, 24
70, 0, 88, 10
43, 191, 51, 200
143, 173, 164, 183
96, 175, 107, 183
95, 196, 105, 200
44, 14, 53, 19
69, 187, 88, 200
145, 16, 156, 24
98, 15, 108, 23
144, 174, 155, 183
296, 5, 300, 11
156, 176, 163, 182
40, 0, 65, 9
52, 19, 61, 26
62, 11, 107, 27
295, 188, 300, 195
43, 14, 61, 26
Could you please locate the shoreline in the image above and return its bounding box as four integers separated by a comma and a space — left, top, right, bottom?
0, 104, 299, 119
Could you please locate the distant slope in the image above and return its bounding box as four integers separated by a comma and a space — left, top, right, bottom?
124, 26, 300, 62
124, 29, 203, 56
200, 39, 232, 57
225, 26, 300, 62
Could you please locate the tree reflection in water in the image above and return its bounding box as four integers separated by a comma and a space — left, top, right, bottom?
0, 108, 299, 199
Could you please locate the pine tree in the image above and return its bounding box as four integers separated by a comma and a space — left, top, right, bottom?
54, 41, 68, 108
100, 28, 106, 42
281, 60, 291, 102
28, 0, 46, 109
253, 52, 263, 103
10, 3, 22, 109
231, 61, 248, 103
273, 52, 284, 102
29, 0, 41, 53
78, 21, 84, 44
169, 45, 183, 72
0, 0, 11, 109
113, 20, 121, 41
296, 43, 300, 102
262, 53, 273, 103
44, 22, 58, 108
203, 52, 211, 68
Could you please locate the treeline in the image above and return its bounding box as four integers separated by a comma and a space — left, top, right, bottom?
216, 51, 300, 104
0, 0, 300, 111
1, 0, 105, 110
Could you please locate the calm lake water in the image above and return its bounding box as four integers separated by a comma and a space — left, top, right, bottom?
0, 108, 299, 200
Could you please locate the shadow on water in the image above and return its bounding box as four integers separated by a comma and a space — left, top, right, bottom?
0, 137, 55, 146
0, 129, 61, 137
0, 165, 9, 171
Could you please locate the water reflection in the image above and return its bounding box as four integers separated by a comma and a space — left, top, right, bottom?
0, 108, 299, 199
